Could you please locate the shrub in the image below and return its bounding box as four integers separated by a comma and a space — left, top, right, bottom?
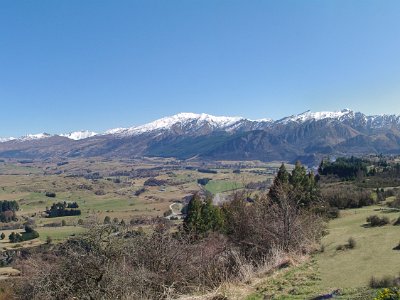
336, 237, 356, 251
374, 288, 400, 300
134, 187, 146, 196
45, 192, 56, 198
197, 178, 211, 185
370, 275, 400, 288
347, 237, 356, 249
393, 241, 400, 251
322, 185, 374, 209
366, 215, 390, 227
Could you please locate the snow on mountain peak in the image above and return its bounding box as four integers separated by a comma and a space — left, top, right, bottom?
0, 137, 16, 143
60, 130, 98, 140
107, 112, 245, 136
278, 109, 354, 124
20, 133, 52, 141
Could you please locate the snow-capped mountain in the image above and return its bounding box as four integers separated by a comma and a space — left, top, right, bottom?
105, 113, 247, 136
277, 109, 355, 124
1, 109, 400, 165
2, 109, 400, 143
0, 131, 97, 143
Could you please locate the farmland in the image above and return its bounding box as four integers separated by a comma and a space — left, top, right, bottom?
0, 158, 278, 248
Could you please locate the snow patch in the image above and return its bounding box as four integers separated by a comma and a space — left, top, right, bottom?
60, 130, 97, 140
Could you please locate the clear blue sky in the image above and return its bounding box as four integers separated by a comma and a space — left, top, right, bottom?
1, 0, 400, 136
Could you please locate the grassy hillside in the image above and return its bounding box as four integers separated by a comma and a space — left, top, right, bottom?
242, 204, 400, 300
318, 205, 400, 289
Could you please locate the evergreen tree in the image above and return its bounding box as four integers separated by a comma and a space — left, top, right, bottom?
183, 194, 226, 236
183, 195, 203, 233
268, 163, 290, 202
269, 162, 320, 207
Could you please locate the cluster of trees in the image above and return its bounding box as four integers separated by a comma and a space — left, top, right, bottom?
46, 202, 81, 218
321, 185, 374, 209
318, 157, 368, 180
197, 168, 217, 174
184, 162, 323, 253
143, 177, 166, 186
269, 162, 320, 207
0, 200, 19, 222
9, 225, 39, 243
183, 198, 225, 236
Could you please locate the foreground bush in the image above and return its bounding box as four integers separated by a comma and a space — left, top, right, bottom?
374, 288, 400, 300
14, 224, 259, 299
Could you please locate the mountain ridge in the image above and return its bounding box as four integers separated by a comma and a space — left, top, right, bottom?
1, 109, 400, 165
2, 109, 400, 141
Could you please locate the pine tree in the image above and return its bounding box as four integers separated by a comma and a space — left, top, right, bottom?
183, 195, 226, 236
268, 163, 290, 202
183, 195, 203, 233
269, 161, 320, 207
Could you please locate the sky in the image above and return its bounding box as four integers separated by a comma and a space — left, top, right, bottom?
1, 0, 400, 136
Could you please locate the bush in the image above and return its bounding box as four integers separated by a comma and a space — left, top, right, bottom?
197, 178, 211, 186
366, 215, 390, 227
370, 275, 400, 288
322, 185, 374, 209
374, 288, 400, 300
336, 237, 356, 251
347, 237, 356, 249
393, 241, 400, 251
134, 187, 146, 196
45, 192, 56, 198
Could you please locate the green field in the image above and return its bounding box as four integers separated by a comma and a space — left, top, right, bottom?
37, 226, 87, 242
204, 180, 244, 194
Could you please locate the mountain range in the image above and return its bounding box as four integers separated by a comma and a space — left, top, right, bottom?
1, 109, 400, 165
